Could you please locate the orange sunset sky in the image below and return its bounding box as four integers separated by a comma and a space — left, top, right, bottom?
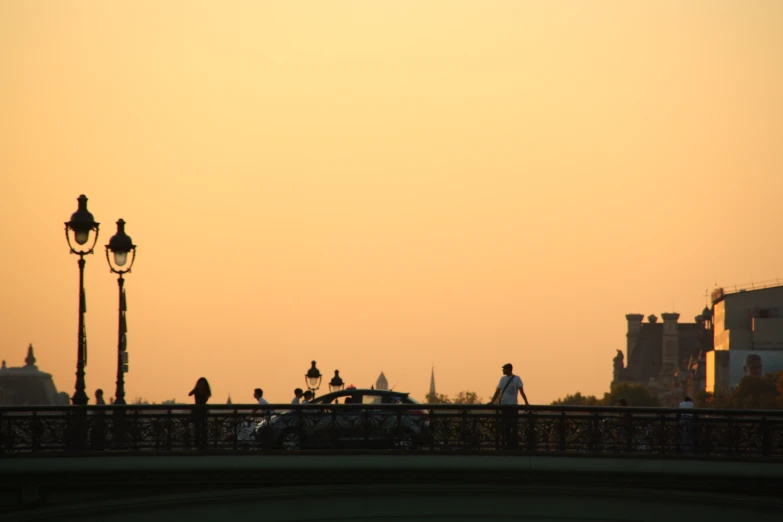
1, 1, 782, 405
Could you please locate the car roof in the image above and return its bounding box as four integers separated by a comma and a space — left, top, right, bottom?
313, 389, 410, 402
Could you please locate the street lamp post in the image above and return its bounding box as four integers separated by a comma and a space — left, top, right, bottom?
328, 370, 344, 393
105, 219, 136, 405
64, 195, 99, 406
305, 361, 322, 398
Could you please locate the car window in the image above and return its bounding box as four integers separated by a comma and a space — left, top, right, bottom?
362, 395, 382, 405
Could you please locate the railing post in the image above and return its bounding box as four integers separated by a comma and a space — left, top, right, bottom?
494, 407, 501, 450
232, 408, 239, 452
295, 406, 304, 450
674, 411, 681, 455
526, 408, 536, 453
396, 405, 403, 448
587, 412, 599, 453
472, 406, 481, 450
330, 405, 338, 448
427, 409, 436, 450
31, 411, 40, 452
165, 408, 173, 450
209, 408, 215, 450
727, 413, 735, 456
656, 413, 667, 454
67, 407, 89, 451
761, 416, 771, 457
558, 410, 566, 452
362, 406, 370, 444
112, 406, 127, 450
0, 410, 4, 454
461, 408, 469, 450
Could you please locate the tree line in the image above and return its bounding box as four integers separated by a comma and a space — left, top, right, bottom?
425, 391, 483, 404
551, 372, 783, 410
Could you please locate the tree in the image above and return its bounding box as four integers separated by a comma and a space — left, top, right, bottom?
452, 391, 483, 404
692, 391, 731, 409
425, 392, 452, 404
550, 392, 600, 406
729, 373, 782, 410
601, 382, 660, 407
131, 397, 150, 405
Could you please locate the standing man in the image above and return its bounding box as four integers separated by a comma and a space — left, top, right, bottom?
490, 363, 529, 449
679, 396, 695, 454
91, 389, 107, 450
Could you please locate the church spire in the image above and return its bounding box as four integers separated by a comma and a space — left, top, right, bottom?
376, 372, 388, 391
25, 343, 36, 367
429, 366, 436, 397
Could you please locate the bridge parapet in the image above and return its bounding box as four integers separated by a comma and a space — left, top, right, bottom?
0, 404, 781, 459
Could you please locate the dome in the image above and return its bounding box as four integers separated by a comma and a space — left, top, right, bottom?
701, 307, 712, 319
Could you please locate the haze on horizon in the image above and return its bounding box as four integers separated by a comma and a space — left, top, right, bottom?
1, 1, 782, 404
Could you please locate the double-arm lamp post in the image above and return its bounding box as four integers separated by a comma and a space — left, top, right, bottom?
64, 195, 100, 405
105, 219, 136, 405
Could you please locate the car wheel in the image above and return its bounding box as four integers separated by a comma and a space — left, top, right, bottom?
279, 430, 302, 450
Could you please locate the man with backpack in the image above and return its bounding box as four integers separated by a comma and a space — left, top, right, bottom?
490, 363, 529, 449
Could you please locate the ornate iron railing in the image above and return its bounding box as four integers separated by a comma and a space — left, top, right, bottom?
1, 404, 781, 459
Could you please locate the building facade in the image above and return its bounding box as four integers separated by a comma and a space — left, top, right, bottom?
0, 345, 69, 406
707, 285, 783, 394
614, 310, 713, 405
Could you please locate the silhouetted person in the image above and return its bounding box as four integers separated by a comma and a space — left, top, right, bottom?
254, 388, 269, 406
291, 388, 304, 405
302, 390, 314, 403
189, 377, 211, 449
679, 396, 695, 454
490, 363, 529, 449
189, 377, 211, 405
90, 389, 107, 450
251, 388, 273, 417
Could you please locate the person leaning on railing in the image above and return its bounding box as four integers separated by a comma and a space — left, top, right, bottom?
489, 363, 529, 450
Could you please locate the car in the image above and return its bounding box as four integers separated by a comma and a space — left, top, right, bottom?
249, 389, 429, 450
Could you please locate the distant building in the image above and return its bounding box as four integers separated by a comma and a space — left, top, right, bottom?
614, 310, 713, 405
375, 372, 388, 391
707, 284, 783, 395
0, 344, 69, 406
429, 367, 436, 397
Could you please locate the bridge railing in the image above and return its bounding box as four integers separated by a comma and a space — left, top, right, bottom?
0, 404, 781, 459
